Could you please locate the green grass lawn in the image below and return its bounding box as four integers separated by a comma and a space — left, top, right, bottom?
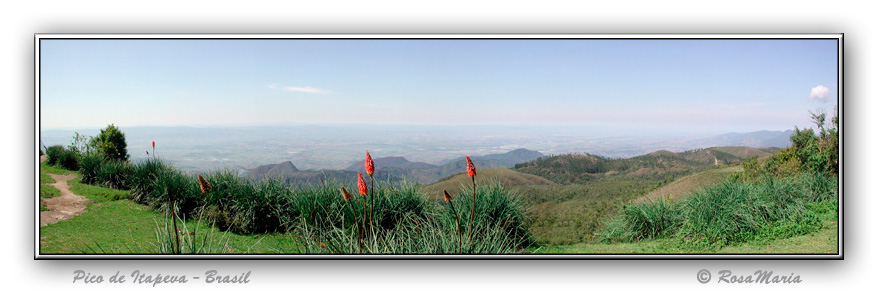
39, 162, 63, 211
39, 163, 301, 255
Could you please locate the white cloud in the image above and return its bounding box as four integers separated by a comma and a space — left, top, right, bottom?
282, 86, 331, 94
809, 85, 831, 102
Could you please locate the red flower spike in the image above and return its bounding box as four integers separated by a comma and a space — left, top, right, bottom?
466, 156, 476, 177
357, 172, 368, 196
341, 187, 353, 202
198, 174, 212, 194
152, 141, 155, 148
443, 189, 453, 203
365, 151, 375, 177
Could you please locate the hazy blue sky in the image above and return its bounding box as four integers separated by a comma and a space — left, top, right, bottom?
39, 38, 839, 133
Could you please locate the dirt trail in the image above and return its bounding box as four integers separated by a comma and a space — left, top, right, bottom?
706, 150, 720, 166
40, 157, 91, 227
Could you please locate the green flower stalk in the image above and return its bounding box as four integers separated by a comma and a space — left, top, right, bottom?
444, 190, 462, 253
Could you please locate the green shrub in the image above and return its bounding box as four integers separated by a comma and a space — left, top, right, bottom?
46, 145, 64, 166
46, 145, 80, 171
90, 124, 129, 161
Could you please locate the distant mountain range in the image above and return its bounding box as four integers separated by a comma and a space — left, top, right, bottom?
343, 156, 437, 171
707, 130, 794, 148
246, 148, 546, 185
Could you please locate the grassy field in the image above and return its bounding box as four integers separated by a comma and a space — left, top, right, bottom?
634, 165, 741, 203
39, 162, 299, 254
530, 207, 838, 254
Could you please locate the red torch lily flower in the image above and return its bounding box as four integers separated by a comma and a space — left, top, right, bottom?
357, 172, 368, 196
365, 151, 375, 177
443, 189, 454, 203
152, 141, 155, 148
197, 174, 212, 194
466, 156, 476, 177
341, 187, 353, 202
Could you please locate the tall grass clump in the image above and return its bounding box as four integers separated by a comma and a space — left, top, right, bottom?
129, 158, 171, 203
289, 181, 531, 254
597, 198, 682, 243
678, 174, 828, 246
199, 169, 259, 233
148, 166, 202, 218
281, 181, 431, 233
243, 178, 291, 233
95, 159, 134, 190
794, 171, 838, 203
597, 170, 837, 247
296, 213, 527, 254
438, 182, 532, 252
78, 153, 106, 185
679, 181, 765, 245
152, 214, 231, 254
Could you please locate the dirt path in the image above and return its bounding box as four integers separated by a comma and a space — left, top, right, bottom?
40, 157, 91, 227
706, 150, 720, 166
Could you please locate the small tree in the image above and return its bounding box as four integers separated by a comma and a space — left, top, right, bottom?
90, 124, 129, 161
68, 132, 96, 155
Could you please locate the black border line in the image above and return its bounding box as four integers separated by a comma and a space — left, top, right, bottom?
35, 34, 844, 260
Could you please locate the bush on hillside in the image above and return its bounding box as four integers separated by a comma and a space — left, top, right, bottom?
90, 124, 129, 161
46, 145, 80, 171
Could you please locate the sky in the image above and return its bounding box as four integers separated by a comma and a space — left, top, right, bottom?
39, 38, 840, 133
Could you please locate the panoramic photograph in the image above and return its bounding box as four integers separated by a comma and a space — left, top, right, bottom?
36, 36, 841, 257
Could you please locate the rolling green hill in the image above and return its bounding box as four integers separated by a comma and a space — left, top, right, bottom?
421, 167, 555, 200
504, 146, 784, 244
633, 165, 743, 203
709, 146, 781, 159
513, 146, 772, 185
247, 160, 299, 179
